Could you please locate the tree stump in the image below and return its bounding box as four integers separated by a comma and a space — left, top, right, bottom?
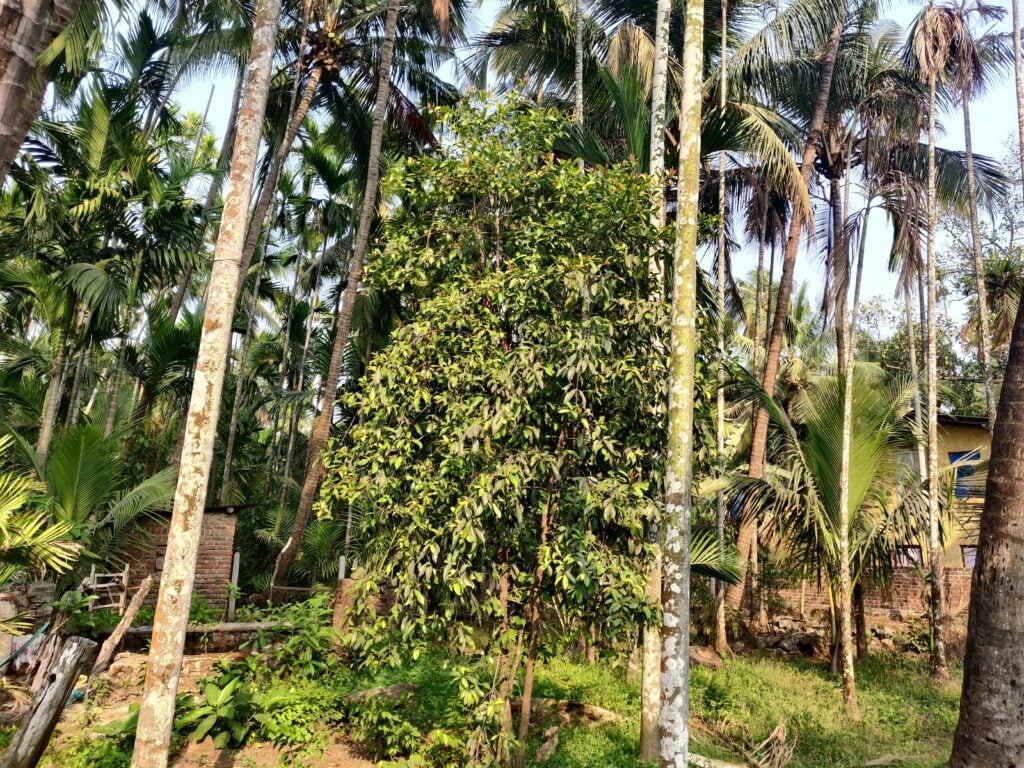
1, 636, 97, 768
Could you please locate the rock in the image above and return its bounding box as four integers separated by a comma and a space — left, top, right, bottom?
879, 638, 896, 653
535, 725, 560, 763
778, 632, 824, 657
106, 652, 148, 688
689, 645, 724, 670
754, 635, 782, 650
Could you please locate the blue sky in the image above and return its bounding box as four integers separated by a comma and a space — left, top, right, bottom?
176, 0, 1021, 330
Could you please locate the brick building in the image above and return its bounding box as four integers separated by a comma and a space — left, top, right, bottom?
772, 413, 988, 617
122, 506, 238, 610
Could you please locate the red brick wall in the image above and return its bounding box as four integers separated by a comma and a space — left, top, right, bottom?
773, 568, 974, 616
121, 512, 237, 609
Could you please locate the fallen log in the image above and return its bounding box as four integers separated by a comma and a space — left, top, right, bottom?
1, 636, 97, 768
91, 575, 152, 676
124, 620, 288, 636
512, 697, 620, 726
344, 682, 417, 703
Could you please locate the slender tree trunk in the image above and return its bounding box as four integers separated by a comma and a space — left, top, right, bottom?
515, 497, 553, 768
66, 342, 89, 427
128, 0, 281, 761
834, 202, 868, 720
239, 65, 323, 282
0, 0, 81, 185
713, 0, 729, 655
1014, 0, 1024, 212
659, 0, 703, 762
573, 0, 584, 125
36, 340, 66, 466
961, 97, 997, 431
271, 0, 401, 587
219, 248, 268, 504
949, 234, 1024, 766
726, 21, 843, 610
104, 255, 143, 437
853, 582, 867, 660
639, 0, 672, 755
169, 68, 245, 326
925, 73, 948, 682
905, 290, 927, 480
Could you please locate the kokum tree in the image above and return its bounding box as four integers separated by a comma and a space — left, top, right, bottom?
319, 99, 722, 767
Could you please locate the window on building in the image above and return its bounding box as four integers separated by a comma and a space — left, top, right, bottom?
895, 545, 923, 568
961, 545, 978, 568
949, 450, 982, 498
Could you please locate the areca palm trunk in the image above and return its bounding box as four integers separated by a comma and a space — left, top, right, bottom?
638, 0, 671, 754
239, 64, 323, 280
714, 0, 729, 654
0, 0, 80, 184
905, 290, 927, 479
834, 202, 870, 720
36, 339, 66, 466
726, 21, 843, 610
573, 0, 584, 124
961, 96, 997, 430
271, 0, 401, 587
1014, 0, 1024, 193
129, 0, 282, 760
949, 219, 1024, 767
169, 69, 245, 325
104, 255, 144, 437
659, 0, 703, 763
219, 253, 267, 505
924, 69, 948, 682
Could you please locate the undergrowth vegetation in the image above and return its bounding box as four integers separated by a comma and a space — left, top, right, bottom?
43, 597, 961, 768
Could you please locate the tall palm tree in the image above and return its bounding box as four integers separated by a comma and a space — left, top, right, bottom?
659, 0, 703, 764
727, 8, 846, 611
909, 2, 969, 682
271, 0, 403, 587
129, 0, 283, 760
0, 0, 82, 184
951, 0, 1010, 431
949, 225, 1024, 767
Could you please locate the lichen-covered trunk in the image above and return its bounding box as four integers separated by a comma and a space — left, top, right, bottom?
713, 0, 729, 654
271, 0, 400, 586
961, 97, 997, 432
573, 0, 584, 125
0, 0, 80, 184
949, 218, 1024, 764
658, 0, 702, 762
639, 0, 672, 755
36, 340, 65, 466
924, 74, 948, 682
128, 0, 281, 761
726, 22, 843, 610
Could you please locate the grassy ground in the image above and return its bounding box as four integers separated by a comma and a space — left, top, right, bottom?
527, 652, 961, 768
40, 646, 961, 768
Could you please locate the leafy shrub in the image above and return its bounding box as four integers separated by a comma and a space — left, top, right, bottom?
175, 677, 255, 748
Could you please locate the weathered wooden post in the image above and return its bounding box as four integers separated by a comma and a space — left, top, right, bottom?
227, 552, 240, 621
2, 636, 97, 768
92, 576, 153, 677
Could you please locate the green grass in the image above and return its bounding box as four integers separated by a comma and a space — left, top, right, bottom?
524, 652, 961, 768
